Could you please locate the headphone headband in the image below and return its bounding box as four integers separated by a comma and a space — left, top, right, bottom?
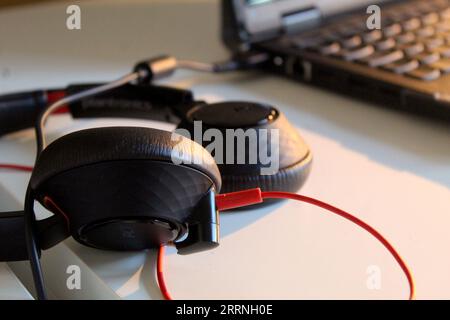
66, 83, 196, 123
0, 84, 197, 137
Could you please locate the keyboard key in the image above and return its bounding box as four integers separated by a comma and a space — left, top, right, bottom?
341, 35, 362, 49
429, 58, 450, 72
431, 0, 450, 10
424, 37, 445, 49
340, 45, 375, 61
362, 50, 404, 67
375, 38, 396, 51
422, 12, 440, 25
413, 51, 441, 64
435, 21, 450, 32
416, 26, 436, 37
396, 32, 416, 44
407, 66, 441, 80
417, 2, 439, 14
384, 58, 419, 74
441, 8, 450, 20
319, 42, 341, 55
432, 45, 450, 58
393, 6, 421, 20
383, 10, 404, 23
383, 23, 402, 37
436, 31, 450, 43
401, 43, 425, 56
363, 30, 383, 43
402, 18, 421, 31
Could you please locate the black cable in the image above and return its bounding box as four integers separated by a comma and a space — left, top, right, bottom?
34, 121, 44, 163
24, 186, 47, 300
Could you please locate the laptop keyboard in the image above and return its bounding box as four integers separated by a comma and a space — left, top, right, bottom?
289, 0, 450, 81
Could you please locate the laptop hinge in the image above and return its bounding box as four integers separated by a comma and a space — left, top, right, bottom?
281, 6, 322, 34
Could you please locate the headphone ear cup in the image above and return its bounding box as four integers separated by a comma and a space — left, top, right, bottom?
30, 127, 222, 251
30, 126, 221, 192
177, 101, 312, 196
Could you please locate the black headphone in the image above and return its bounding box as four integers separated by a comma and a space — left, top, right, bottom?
0, 55, 312, 298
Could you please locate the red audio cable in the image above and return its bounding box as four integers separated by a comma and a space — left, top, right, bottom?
46, 90, 69, 114
0, 164, 33, 172
158, 188, 415, 300
157, 246, 172, 300
0, 164, 414, 300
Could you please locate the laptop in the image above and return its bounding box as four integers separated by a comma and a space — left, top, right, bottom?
222, 0, 450, 122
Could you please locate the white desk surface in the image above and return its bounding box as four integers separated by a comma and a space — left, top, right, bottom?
0, 0, 449, 299
0, 263, 33, 300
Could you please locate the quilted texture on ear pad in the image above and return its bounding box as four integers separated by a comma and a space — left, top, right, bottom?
30, 127, 221, 191
218, 112, 313, 193
178, 102, 313, 194
220, 151, 312, 194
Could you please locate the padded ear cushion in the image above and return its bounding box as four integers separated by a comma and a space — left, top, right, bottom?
220, 152, 312, 194
177, 101, 313, 195
218, 112, 313, 193
30, 127, 221, 192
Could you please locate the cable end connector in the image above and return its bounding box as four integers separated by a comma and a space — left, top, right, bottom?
134, 55, 178, 83
215, 188, 263, 211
